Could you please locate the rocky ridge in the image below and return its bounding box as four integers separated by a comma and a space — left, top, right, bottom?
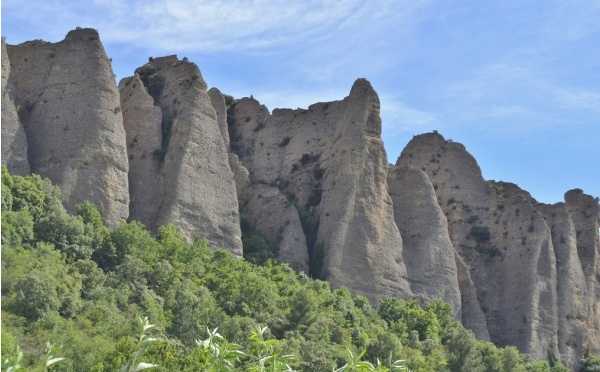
2, 28, 599, 368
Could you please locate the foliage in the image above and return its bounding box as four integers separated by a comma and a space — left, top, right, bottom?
278, 136, 291, 147
581, 354, 600, 372
120, 316, 163, 372
0, 167, 573, 371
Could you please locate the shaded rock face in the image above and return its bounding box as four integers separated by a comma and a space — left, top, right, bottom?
1, 39, 30, 176
537, 202, 590, 368
387, 165, 462, 320
119, 56, 243, 256
565, 189, 600, 355
208, 88, 231, 152
229, 79, 411, 302
396, 132, 599, 366
5, 29, 129, 226
118, 75, 162, 229
229, 154, 309, 272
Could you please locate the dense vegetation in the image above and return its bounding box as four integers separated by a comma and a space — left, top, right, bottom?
1, 166, 596, 371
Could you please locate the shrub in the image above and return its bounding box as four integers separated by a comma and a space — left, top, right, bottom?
300, 153, 311, 165
469, 226, 490, 243
306, 187, 323, 208
278, 136, 291, 147
152, 147, 167, 161
581, 354, 600, 372
12, 273, 61, 321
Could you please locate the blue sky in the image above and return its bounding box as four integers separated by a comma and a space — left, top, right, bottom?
2, 0, 599, 204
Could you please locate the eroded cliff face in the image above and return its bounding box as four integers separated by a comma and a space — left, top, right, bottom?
1, 39, 30, 176
565, 190, 600, 355
396, 132, 599, 364
4, 29, 129, 226
228, 79, 411, 303
118, 74, 162, 229
2, 28, 598, 369
119, 57, 243, 256
387, 165, 462, 320
228, 153, 309, 272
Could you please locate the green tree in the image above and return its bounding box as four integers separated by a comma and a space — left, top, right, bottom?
11, 273, 61, 321
445, 327, 485, 372
581, 354, 600, 372
502, 345, 525, 372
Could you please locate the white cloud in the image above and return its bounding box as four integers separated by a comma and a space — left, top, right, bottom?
379, 94, 438, 134
551, 87, 600, 113
485, 104, 538, 118
84, 0, 423, 52
3, 0, 429, 53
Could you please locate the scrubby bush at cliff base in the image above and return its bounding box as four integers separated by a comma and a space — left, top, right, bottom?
581, 354, 600, 372
0, 166, 578, 371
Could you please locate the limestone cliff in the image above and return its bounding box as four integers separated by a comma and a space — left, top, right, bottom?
387, 165, 462, 320
565, 189, 600, 355
229, 79, 411, 302
119, 57, 243, 255
229, 154, 309, 272
396, 132, 599, 365
2, 28, 598, 369
5, 29, 129, 226
1, 39, 30, 176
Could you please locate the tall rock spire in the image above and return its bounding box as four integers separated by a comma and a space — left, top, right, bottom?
5, 28, 129, 225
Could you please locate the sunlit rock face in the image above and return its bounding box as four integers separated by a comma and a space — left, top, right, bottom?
228, 79, 412, 303
5, 29, 129, 226
396, 132, 599, 367
120, 56, 243, 256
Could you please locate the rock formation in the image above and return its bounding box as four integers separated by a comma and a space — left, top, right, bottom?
387, 165, 462, 320
208, 87, 231, 152
1, 39, 30, 176
537, 201, 590, 367
396, 132, 599, 364
4, 28, 129, 226
118, 74, 162, 229
229, 154, 309, 272
565, 189, 600, 355
228, 79, 411, 303
119, 56, 243, 255
2, 28, 598, 369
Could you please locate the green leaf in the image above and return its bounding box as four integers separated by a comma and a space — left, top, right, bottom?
141, 337, 162, 345
46, 357, 66, 367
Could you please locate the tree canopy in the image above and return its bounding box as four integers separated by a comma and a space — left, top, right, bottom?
1, 166, 589, 371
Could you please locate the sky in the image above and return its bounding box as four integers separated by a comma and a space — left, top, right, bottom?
2, 0, 599, 204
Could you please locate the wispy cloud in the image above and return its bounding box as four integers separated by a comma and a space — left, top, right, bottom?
539, 0, 600, 40
379, 94, 438, 134
440, 58, 600, 137
550, 87, 600, 113
3, 0, 428, 53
